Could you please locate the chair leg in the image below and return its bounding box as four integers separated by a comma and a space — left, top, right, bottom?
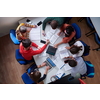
78, 17, 85, 22
92, 47, 100, 51
85, 29, 94, 35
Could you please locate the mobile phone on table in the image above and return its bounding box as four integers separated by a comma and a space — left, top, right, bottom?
37, 21, 42, 26
40, 40, 46, 44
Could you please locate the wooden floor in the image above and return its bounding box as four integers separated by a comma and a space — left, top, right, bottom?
0, 17, 100, 84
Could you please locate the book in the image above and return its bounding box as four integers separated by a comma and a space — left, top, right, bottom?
50, 34, 59, 44
46, 45, 57, 56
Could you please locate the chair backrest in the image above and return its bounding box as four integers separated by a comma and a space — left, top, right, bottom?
71, 23, 81, 40
21, 73, 35, 84
86, 17, 94, 29
15, 49, 34, 65
80, 40, 90, 56
10, 29, 20, 45
15, 49, 27, 65
85, 61, 95, 78
94, 33, 100, 45
26, 63, 37, 74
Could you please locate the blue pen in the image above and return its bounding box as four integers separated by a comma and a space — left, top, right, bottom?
60, 64, 66, 69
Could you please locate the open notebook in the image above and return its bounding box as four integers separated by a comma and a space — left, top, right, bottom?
58, 48, 69, 59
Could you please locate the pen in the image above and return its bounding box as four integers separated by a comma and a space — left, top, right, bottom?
60, 64, 65, 69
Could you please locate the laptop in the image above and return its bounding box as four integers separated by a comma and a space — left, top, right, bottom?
45, 57, 56, 70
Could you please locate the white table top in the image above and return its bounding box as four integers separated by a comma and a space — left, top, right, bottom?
19, 17, 72, 84
90, 17, 100, 37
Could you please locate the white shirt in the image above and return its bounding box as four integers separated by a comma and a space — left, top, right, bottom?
70, 57, 87, 77
70, 41, 84, 58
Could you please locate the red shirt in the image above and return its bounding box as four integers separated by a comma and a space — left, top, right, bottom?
19, 42, 47, 60
60, 24, 76, 43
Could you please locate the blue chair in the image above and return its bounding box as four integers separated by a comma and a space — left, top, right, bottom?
71, 23, 81, 40
81, 61, 95, 79
10, 29, 20, 45
15, 49, 34, 65
69, 23, 81, 45
26, 63, 37, 74
80, 40, 90, 56
93, 33, 100, 51
85, 17, 95, 37
21, 73, 35, 84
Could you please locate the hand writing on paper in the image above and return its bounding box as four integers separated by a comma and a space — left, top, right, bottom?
42, 30, 46, 36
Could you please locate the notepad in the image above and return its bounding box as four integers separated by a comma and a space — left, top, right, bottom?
46, 45, 57, 56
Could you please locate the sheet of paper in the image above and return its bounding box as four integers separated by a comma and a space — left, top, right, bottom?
49, 28, 57, 34
53, 56, 64, 69
64, 63, 72, 71
29, 33, 40, 40
29, 26, 41, 41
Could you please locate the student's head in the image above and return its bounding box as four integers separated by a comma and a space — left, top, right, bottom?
19, 26, 27, 34
64, 26, 74, 37
30, 71, 41, 83
22, 39, 31, 48
68, 59, 77, 67
50, 20, 58, 29
70, 45, 82, 54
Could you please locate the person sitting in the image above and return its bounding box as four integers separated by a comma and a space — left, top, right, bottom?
29, 62, 50, 84
19, 39, 50, 60
65, 41, 84, 58
64, 56, 87, 77
54, 24, 76, 48
42, 17, 66, 36
16, 23, 37, 41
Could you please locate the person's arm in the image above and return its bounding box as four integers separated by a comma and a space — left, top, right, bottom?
16, 23, 25, 32
31, 40, 50, 55
24, 23, 37, 28
42, 17, 53, 31
38, 66, 50, 83
67, 31, 76, 43
31, 42, 38, 48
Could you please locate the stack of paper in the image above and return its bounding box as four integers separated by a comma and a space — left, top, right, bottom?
29, 26, 40, 41
58, 48, 69, 59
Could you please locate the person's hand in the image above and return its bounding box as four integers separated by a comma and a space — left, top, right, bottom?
45, 66, 50, 71
54, 44, 58, 48
33, 25, 37, 28
37, 46, 41, 49
42, 30, 46, 36
65, 46, 70, 50
45, 39, 50, 45
57, 32, 61, 36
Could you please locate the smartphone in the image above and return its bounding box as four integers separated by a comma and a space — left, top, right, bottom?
37, 21, 42, 26
40, 40, 46, 44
